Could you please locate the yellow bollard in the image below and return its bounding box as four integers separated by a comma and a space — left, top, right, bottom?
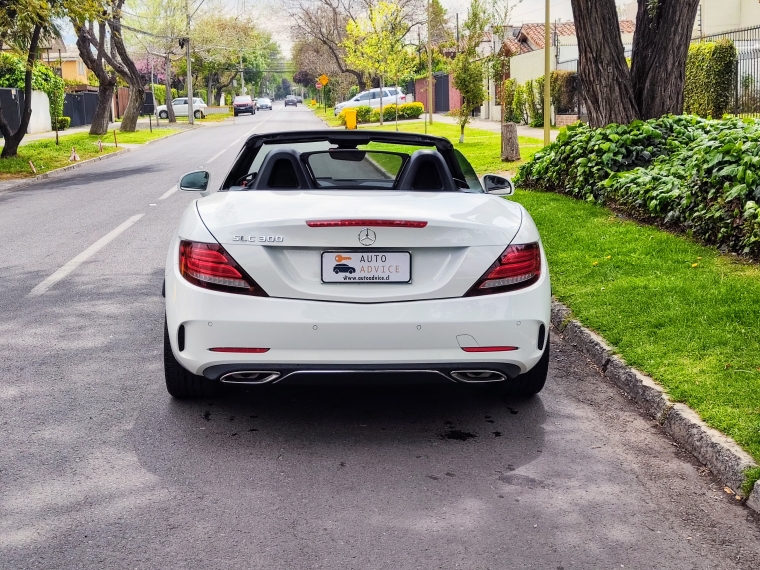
344, 108, 357, 130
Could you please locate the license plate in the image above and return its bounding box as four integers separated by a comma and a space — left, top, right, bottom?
321, 251, 411, 283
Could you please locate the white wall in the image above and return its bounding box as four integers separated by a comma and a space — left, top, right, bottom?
28, 90, 52, 134
510, 49, 555, 85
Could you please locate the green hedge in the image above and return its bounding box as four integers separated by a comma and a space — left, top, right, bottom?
57, 116, 71, 130
0, 53, 64, 122
515, 115, 760, 257
684, 39, 737, 118
151, 84, 178, 105
338, 102, 423, 125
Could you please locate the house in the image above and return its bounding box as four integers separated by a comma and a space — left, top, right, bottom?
55, 45, 89, 84
621, 1, 760, 36
479, 20, 635, 124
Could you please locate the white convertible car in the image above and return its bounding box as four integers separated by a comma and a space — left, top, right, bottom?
164, 131, 551, 398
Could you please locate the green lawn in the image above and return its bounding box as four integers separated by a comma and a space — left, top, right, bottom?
513, 189, 760, 471
312, 105, 347, 127
366, 121, 542, 174
0, 128, 180, 178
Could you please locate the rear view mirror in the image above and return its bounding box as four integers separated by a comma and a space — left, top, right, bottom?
179, 170, 210, 192
483, 174, 514, 196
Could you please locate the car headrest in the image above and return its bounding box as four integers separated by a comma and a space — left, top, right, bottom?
252, 148, 311, 190
395, 149, 456, 191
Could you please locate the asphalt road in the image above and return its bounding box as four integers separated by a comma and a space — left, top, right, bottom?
2, 102, 759, 569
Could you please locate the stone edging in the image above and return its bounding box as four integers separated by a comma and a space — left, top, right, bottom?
0, 127, 196, 196
550, 300, 760, 513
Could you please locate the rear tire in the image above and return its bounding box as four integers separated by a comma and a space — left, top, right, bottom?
164, 318, 218, 399
498, 337, 550, 397
158, 111, 168, 119
194, 110, 203, 119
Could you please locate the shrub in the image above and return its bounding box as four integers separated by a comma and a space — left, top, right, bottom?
57, 116, 71, 130
515, 115, 760, 257
684, 39, 738, 118
513, 83, 529, 124
398, 101, 423, 119
348, 85, 360, 98
151, 85, 178, 105
0, 53, 64, 122
500, 78, 520, 123
550, 70, 576, 114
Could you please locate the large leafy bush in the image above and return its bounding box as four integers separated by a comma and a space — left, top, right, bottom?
515, 115, 760, 257
0, 52, 65, 121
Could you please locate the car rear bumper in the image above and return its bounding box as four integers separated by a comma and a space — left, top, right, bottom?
165, 266, 551, 379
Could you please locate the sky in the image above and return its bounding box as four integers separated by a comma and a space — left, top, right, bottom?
60, 0, 633, 59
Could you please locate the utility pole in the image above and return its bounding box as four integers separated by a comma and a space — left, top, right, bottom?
543, 0, 550, 146
427, 0, 433, 125
240, 53, 245, 95
186, 0, 194, 124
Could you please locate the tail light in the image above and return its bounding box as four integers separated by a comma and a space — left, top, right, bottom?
400, 95, 406, 101
465, 242, 541, 296
179, 240, 267, 296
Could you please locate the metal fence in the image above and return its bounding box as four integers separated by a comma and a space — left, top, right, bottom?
692, 25, 760, 117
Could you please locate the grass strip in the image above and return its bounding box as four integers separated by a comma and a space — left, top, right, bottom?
364, 121, 542, 173
512, 189, 760, 462
0, 128, 180, 179
311, 105, 343, 127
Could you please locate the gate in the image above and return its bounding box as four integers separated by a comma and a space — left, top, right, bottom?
433, 72, 449, 113
0, 88, 22, 132
63, 92, 101, 127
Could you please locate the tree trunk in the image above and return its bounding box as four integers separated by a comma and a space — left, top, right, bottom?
120, 86, 145, 132
630, 0, 701, 119
459, 122, 465, 143
0, 24, 42, 158
164, 53, 176, 122
89, 81, 115, 135
501, 122, 520, 162
569, 0, 639, 127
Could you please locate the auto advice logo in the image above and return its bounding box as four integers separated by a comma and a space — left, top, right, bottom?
358, 228, 376, 246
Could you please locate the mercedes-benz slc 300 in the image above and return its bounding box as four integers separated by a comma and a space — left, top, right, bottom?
164, 131, 551, 398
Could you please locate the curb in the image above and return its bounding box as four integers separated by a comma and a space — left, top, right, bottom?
550, 300, 760, 512
0, 127, 197, 196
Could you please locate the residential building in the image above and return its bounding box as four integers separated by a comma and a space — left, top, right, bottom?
623, 1, 760, 36
56, 45, 89, 84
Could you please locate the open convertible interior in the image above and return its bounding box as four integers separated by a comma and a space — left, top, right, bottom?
222, 131, 484, 193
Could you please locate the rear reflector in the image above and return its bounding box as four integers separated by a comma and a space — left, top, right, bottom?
306, 219, 427, 228
465, 242, 541, 296
209, 347, 270, 353
179, 240, 267, 296
461, 346, 518, 352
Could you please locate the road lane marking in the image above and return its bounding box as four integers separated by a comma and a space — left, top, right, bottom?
206, 149, 226, 163
159, 185, 177, 200
27, 214, 145, 297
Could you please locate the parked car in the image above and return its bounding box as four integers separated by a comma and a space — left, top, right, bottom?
334, 87, 406, 115
156, 97, 207, 119
163, 130, 551, 400
284, 95, 298, 107
233, 95, 255, 116
257, 97, 272, 110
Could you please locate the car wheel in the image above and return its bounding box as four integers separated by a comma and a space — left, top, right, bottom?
233, 111, 238, 117
334, 269, 339, 274
194, 110, 203, 119
498, 337, 550, 397
164, 317, 218, 399
349, 269, 355, 274
159, 111, 168, 119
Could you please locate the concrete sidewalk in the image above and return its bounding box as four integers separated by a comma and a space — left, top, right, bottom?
431, 113, 559, 141
0, 116, 182, 147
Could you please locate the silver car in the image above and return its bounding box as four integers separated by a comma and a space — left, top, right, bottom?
334, 87, 406, 115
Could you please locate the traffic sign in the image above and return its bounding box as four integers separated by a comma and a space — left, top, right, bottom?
315, 82, 323, 90
318, 74, 329, 86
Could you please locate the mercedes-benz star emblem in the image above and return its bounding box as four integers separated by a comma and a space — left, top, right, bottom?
358, 228, 376, 246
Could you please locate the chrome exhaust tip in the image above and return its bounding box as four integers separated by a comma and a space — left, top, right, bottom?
219, 371, 280, 384
450, 370, 506, 383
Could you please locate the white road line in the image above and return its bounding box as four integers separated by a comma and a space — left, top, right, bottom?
206, 149, 227, 163
27, 214, 145, 298
158, 185, 177, 200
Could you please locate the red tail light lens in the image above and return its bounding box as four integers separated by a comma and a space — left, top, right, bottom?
465, 242, 541, 296
179, 240, 267, 296
306, 220, 427, 228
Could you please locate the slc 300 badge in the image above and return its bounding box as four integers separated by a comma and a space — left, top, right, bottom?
232, 235, 284, 243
